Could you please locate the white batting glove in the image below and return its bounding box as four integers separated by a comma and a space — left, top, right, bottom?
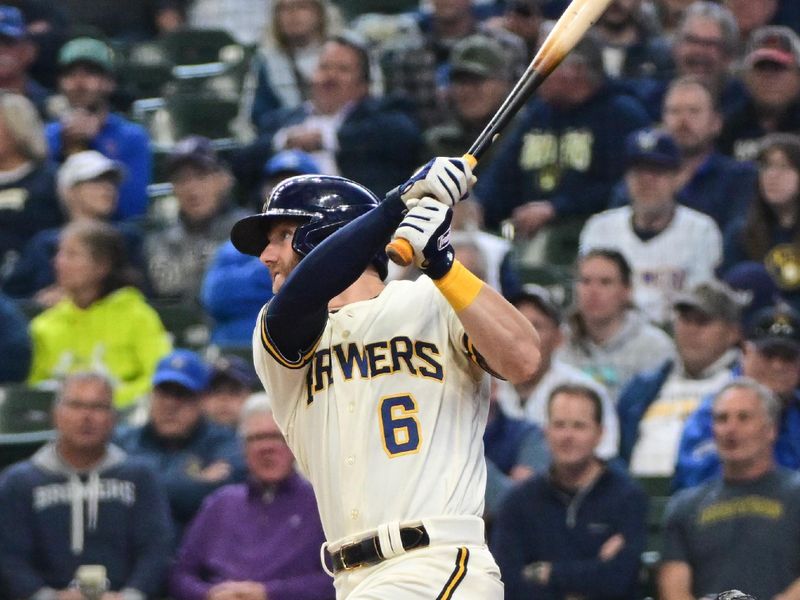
393, 197, 454, 279
400, 157, 476, 207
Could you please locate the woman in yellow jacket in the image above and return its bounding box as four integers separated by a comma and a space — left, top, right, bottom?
28, 220, 172, 409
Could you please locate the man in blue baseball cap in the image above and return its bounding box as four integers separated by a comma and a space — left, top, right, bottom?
115, 349, 245, 535
0, 5, 50, 117
259, 149, 320, 208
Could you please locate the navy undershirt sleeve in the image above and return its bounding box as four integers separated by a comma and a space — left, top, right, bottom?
265, 187, 407, 358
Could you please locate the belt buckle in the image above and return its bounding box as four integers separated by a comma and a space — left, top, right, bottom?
337, 541, 360, 571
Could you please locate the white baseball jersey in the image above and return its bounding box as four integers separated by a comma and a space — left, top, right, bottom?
579, 205, 722, 324
253, 276, 490, 544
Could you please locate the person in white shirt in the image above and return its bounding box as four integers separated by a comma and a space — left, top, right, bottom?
496, 284, 620, 459
580, 127, 722, 326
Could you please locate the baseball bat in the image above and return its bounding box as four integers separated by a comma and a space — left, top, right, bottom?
385, 0, 614, 266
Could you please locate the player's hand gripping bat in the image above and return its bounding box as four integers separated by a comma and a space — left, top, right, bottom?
386, 0, 614, 266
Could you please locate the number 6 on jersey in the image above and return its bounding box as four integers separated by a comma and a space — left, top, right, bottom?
380, 394, 422, 457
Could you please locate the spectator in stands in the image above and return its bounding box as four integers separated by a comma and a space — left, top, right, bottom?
612, 76, 757, 231
187, 0, 270, 45
202, 355, 257, 428
495, 285, 620, 459
580, 127, 722, 324
719, 26, 800, 161
258, 148, 321, 205
27, 220, 170, 411
243, 0, 341, 133
425, 34, 515, 164
46, 37, 152, 219
485, 0, 543, 56
558, 248, 675, 401
653, 0, 697, 36
379, 0, 527, 128
201, 239, 273, 349
722, 260, 782, 329
60, 0, 175, 42
660, 378, 800, 600
3, 150, 146, 305
594, 0, 672, 82
0, 6, 50, 118
202, 151, 319, 349
238, 34, 423, 197
617, 279, 742, 475
0, 92, 60, 274
475, 34, 651, 234
169, 397, 334, 600
722, 133, 800, 313
724, 0, 786, 46
145, 136, 247, 302
637, 2, 745, 120
12, 2, 69, 92
484, 377, 550, 520
0, 371, 173, 600
0, 289, 31, 383
491, 383, 648, 600
674, 304, 800, 489
115, 349, 244, 534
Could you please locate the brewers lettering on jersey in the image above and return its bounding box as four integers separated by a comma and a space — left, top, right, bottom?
231, 157, 540, 599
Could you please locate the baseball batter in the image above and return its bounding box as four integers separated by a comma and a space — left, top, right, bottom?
230, 158, 540, 599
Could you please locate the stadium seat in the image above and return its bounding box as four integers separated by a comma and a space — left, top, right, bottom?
166, 93, 240, 142
637, 478, 672, 600
161, 28, 239, 66
0, 385, 56, 469
516, 216, 587, 269
517, 264, 575, 308
118, 40, 174, 100
152, 300, 211, 350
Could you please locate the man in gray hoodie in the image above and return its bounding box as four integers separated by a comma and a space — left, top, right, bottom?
0, 371, 173, 600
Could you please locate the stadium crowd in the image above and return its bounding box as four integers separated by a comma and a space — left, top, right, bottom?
2, 0, 800, 598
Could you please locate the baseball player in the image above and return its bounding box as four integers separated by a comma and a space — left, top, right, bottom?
230, 157, 540, 599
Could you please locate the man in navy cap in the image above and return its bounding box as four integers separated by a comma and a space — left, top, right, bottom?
115, 349, 245, 535
145, 135, 247, 302
202, 354, 258, 428
580, 127, 723, 325
0, 5, 50, 117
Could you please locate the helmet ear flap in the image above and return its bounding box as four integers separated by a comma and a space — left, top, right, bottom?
292, 215, 333, 256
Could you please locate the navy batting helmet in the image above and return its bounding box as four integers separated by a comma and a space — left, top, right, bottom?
231, 174, 388, 278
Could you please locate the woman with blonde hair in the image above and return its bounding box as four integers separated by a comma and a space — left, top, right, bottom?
0, 92, 61, 271
242, 0, 342, 132
28, 220, 171, 411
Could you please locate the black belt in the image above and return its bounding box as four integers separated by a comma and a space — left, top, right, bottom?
329, 525, 430, 573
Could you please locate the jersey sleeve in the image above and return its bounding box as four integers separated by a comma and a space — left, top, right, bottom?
252, 303, 318, 432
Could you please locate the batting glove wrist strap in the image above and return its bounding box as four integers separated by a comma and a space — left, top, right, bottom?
393, 197, 455, 278
433, 260, 484, 312
400, 157, 475, 207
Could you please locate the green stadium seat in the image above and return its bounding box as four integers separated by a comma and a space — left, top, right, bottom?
517, 264, 575, 308
0, 385, 56, 469
161, 29, 239, 66
166, 93, 240, 141
152, 300, 211, 350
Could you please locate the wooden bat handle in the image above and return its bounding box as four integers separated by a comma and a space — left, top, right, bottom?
385, 154, 478, 266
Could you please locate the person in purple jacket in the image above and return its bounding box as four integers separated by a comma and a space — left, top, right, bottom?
169, 396, 334, 600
